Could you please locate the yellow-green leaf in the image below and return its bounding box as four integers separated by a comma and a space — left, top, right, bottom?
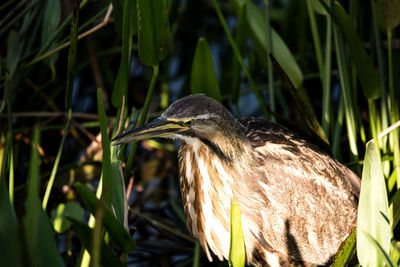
229, 202, 245, 267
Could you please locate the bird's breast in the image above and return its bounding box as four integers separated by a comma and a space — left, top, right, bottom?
178, 142, 235, 262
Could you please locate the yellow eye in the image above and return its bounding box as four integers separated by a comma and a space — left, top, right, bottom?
183, 119, 194, 127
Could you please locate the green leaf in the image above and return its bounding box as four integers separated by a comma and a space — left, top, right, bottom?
97, 88, 113, 203
110, 0, 137, 35
389, 188, 400, 230
41, 0, 61, 66
24, 128, 65, 267
137, 0, 171, 66
74, 182, 136, 253
244, 0, 303, 89
111, 0, 133, 108
331, 227, 356, 266
357, 141, 390, 266
68, 217, 124, 267
0, 178, 23, 267
228, 202, 245, 267
329, 1, 381, 100
51, 202, 84, 233
6, 30, 20, 76
376, 0, 400, 31
190, 38, 222, 101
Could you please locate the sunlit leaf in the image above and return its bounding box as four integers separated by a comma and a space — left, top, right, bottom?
229, 202, 245, 267
191, 38, 222, 101
137, 0, 171, 66
74, 182, 135, 252
357, 141, 390, 266
331, 227, 356, 266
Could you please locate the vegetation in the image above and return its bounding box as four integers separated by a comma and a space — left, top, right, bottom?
0, 0, 399, 266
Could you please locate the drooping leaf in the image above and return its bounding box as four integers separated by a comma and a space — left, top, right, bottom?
357, 141, 390, 266
190, 38, 222, 102
228, 202, 245, 267
137, 0, 171, 66
74, 182, 135, 252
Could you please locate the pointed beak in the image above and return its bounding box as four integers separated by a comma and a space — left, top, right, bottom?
111, 117, 188, 145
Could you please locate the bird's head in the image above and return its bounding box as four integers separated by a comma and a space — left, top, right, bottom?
112, 95, 246, 151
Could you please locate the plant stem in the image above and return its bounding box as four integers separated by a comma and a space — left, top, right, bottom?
124, 65, 159, 179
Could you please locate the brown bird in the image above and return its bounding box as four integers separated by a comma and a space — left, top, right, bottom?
112, 95, 360, 266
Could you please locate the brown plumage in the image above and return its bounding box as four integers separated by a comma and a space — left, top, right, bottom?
113, 95, 360, 266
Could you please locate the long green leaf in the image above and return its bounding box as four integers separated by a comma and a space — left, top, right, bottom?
6, 30, 20, 75
137, 0, 171, 66
228, 202, 245, 267
74, 182, 135, 252
111, 0, 132, 108
357, 141, 390, 266
190, 38, 222, 101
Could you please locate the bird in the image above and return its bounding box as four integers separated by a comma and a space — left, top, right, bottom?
112, 94, 360, 266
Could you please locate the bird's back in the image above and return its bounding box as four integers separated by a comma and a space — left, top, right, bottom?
237, 118, 359, 266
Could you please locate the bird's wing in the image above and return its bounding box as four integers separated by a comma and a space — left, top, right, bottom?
238, 117, 359, 265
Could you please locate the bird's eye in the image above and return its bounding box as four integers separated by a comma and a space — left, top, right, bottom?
183, 119, 194, 127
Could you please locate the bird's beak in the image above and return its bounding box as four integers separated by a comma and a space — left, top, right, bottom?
111, 117, 188, 145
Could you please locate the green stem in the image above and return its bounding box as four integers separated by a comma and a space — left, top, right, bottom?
193, 241, 200, 267
322, 0, 332, 135
42, 109, 72, 209
211, 0, 268, 117
306, 0, 323, 74
124, 65, 159, 178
